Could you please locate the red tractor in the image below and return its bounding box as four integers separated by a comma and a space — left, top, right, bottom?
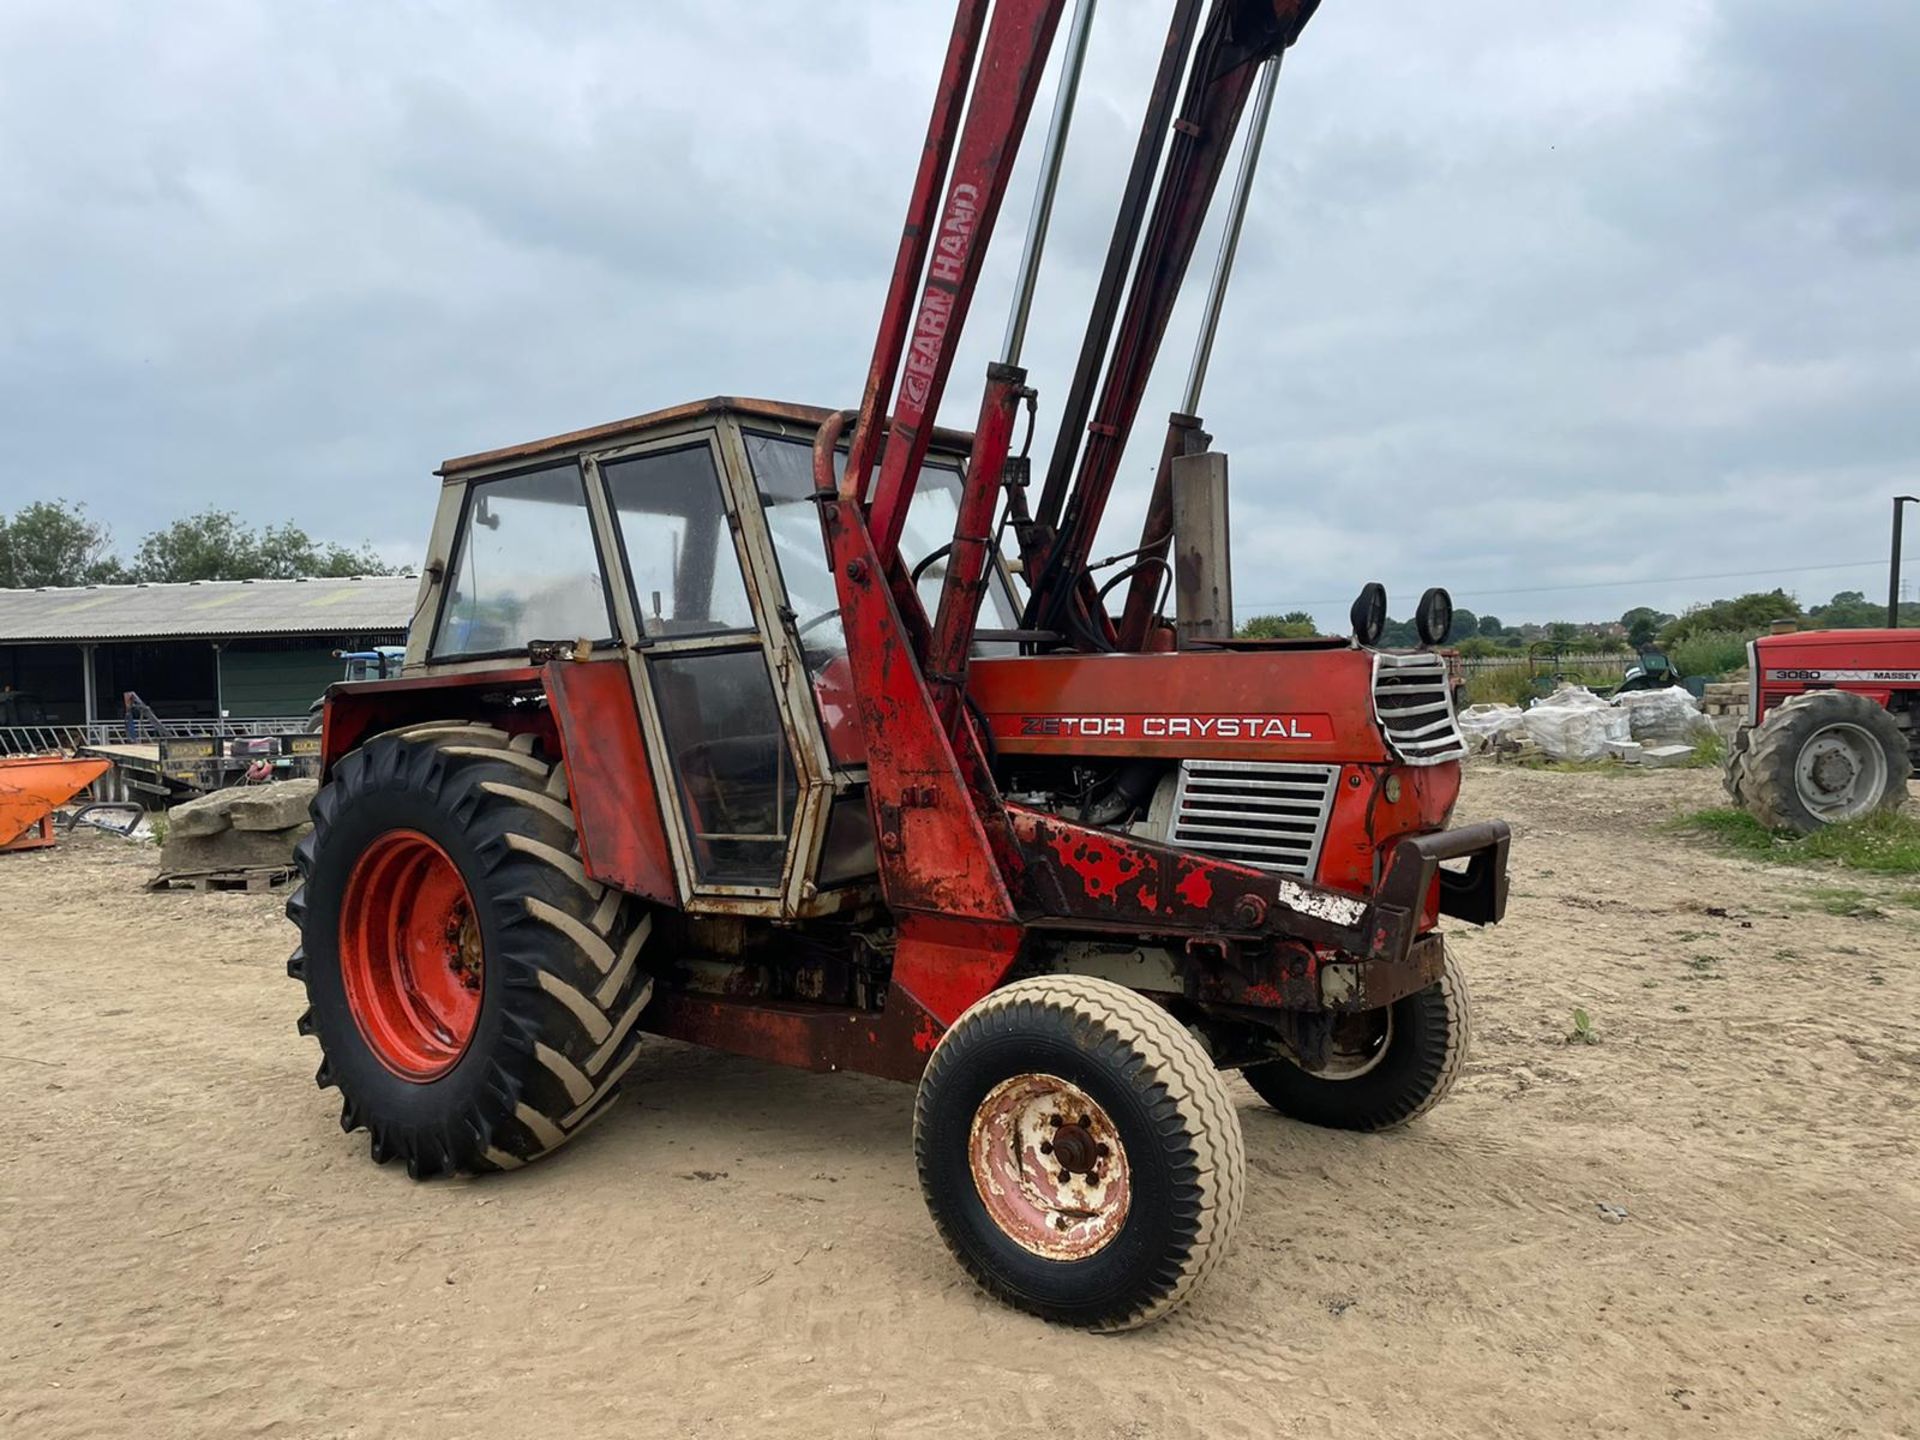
290, 0, 1510, 1330
1727, 628, 1918, 831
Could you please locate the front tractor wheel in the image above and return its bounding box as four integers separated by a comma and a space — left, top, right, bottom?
914, 976, 1246, 1331
1241, 944, 1472, 1133
1738, 691, 1911, 833
287, 722, 655, 1178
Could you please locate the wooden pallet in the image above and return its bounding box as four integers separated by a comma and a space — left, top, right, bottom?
148, 865, 294, 893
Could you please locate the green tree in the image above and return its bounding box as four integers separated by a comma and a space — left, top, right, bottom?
1547, 621, 1579, 645
1806, 589, 1915, 629
129, 509, 397, 582
0, 500, 124, 588
1476, 613, 1505, 637
1451, 607, 1478, 641
1660, 590, 1803, 645
1379, 616, 1420, 647
1620, 605, 1672, 649
1238, 611, 1317, 639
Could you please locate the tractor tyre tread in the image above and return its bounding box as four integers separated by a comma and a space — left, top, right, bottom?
1724, 723, 1754, 803
1242, 944, 1472, 1132
915, 975, 1245, 1332
1740, 691, 1910, 834
287, 721, 654, 1179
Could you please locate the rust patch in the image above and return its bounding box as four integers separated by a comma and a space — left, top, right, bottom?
967, 1072, 1130, 1261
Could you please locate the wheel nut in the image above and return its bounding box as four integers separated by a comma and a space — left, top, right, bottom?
1058, 1169, 1072, 1185
1040, 1141, 1052, 1155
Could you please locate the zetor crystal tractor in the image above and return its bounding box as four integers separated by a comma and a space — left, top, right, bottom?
289, 0, 1510, 1330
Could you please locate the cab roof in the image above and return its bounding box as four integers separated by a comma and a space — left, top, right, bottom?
438, 396, 979, 478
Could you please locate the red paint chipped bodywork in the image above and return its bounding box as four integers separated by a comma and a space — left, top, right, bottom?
1048, 829, 1145, 904
1175, 866, 1213, 909
912, 1017, 941, 1054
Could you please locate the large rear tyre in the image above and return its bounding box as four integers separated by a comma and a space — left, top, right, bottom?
287, 721, 655, 1178
1241, 944, 1471, 1132
1739, 691, 1910, 833
913, 976, 1245, 1332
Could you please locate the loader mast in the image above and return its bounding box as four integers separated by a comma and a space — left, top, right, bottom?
850, 0, 1324, 690
813, 0, 1330, 989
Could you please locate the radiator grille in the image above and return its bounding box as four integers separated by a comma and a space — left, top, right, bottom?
1371, 652, 1468, 765
1165, 760, 1339, 878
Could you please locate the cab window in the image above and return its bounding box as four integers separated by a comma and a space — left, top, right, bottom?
431, 464, 611, 659
743, 432, 1022, 664
602, 443, 756, 637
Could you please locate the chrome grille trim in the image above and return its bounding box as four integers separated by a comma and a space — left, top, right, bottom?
1371, 651, 1468, 765
1166, 760, 1339, 878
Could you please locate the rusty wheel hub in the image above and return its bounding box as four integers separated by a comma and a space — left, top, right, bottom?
968, 1074, 1130, 1261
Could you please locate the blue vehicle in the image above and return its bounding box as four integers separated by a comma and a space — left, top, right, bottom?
306, 647, 406, 729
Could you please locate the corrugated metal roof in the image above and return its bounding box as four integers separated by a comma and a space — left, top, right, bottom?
0, 576, 421, 643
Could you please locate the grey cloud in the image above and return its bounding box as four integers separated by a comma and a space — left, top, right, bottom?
2, 0, 1915, 623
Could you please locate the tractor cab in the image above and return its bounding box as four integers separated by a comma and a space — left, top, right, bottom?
410, 397, 1017, 914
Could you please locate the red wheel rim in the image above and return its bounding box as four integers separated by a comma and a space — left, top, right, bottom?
339, 830, 483, 1081
968, 1074, 1131, 1261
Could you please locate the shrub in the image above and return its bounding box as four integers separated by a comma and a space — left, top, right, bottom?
1669, 630, 1752, 680
1464, 667, 1535, 707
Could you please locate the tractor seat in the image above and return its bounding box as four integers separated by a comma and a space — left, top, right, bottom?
676, 735, 784, 839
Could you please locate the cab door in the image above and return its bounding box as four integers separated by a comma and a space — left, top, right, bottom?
586, 430, 826, 912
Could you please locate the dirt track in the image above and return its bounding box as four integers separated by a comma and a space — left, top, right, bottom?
3, 766, 1916, 1439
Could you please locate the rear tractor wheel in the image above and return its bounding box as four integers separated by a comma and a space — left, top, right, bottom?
1723, 722, 1754, 804
1241, 943, 1471, 1132
287, 721, 656, 1178
913, 976, 1246, 1331
1738, 691, 1910, 834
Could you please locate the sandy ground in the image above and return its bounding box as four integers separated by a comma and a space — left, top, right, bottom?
2, 765, 1916, 1440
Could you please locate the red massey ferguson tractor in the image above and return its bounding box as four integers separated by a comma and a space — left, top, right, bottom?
1726, 628, 1918, 831
289, 0, 1511, 1330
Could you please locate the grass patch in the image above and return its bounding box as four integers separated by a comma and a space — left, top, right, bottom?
1685, 729, 1726, 768
1669, 807, 1920, 876
1802, 887, 1886, 920
1464, 667, 1536, 708
1800, 885, 1920, 918
1509, 757, 1627, 776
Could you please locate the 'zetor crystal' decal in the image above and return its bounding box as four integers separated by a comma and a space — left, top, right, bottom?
1006, 714, 1332, 741
1767, 669, 1920, 683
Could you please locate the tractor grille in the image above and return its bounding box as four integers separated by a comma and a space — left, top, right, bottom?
1371, 652, 1468, 766
1165, 760, 1339, 878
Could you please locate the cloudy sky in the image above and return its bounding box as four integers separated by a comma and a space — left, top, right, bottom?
3, 0, 1916, 628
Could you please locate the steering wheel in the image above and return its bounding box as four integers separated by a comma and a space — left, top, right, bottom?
795, 608, 842, 640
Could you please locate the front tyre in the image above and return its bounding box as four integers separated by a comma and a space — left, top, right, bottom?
1241, 944, 1471, 1132
287, 721, 655, 1178
914, 976, 1245, 1331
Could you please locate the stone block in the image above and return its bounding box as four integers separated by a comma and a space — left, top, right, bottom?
228, 779, 319, 832
1639, 744, 1696, 768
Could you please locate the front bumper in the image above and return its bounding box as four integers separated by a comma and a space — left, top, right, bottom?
1186, 821, 1512, 1014
1010, 807, 1511, 1011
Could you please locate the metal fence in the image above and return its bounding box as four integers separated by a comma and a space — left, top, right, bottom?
1457, 653, 1632, 677
0, 717, 311, 755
